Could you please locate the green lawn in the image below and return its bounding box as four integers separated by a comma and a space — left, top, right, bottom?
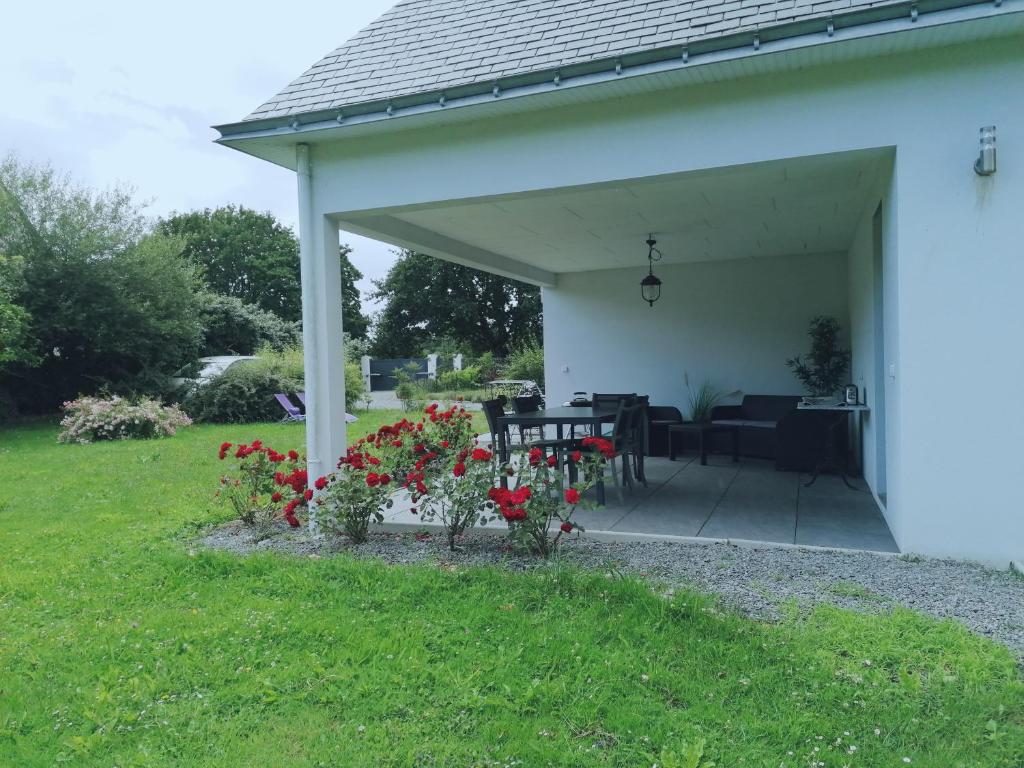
0, 416, 1021, 767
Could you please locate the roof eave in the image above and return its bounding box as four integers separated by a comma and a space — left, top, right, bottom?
214, 0, 1021, 167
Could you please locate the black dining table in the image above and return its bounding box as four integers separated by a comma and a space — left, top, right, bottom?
496, 406, 619, 504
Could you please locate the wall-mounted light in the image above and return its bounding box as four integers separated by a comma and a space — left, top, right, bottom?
640, 235, 663, 307
975, 125, 996, 175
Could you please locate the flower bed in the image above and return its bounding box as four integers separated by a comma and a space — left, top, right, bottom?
216, 402, 615, 556
59, 395, 192, 444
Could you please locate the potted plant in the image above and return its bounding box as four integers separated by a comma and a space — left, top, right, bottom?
786, 316, 851, 400
684, 373, 723, 423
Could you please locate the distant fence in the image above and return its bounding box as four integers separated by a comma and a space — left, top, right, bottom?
366, 357, 427, 391
361, 354, 473, 391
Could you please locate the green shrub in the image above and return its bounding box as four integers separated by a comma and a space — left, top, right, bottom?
250, 344, 305, 381
474, 351, 499, 381
344, 361, 366, 411
185, 363, 300, 423
187, 345, 365, 421
437, 366, 481, 390
502, 340, 544, 384
198, 293, 301, 355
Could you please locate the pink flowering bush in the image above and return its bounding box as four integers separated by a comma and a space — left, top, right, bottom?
58, 395, 191, 444
216, 440, 308, 539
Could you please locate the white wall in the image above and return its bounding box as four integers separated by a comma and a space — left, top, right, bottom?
543, 252, 849, 414
846, 166, 899, 539
303, 35, 1024, 564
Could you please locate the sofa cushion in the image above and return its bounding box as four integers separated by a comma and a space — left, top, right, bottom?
740, 395, 801, 421
713, 419, 777, 429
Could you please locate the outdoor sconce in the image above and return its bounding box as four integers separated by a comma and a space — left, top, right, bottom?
641, 235, 663, 307
975, 125, 997, 175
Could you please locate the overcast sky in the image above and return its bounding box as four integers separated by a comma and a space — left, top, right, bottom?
1, 0, 398, 311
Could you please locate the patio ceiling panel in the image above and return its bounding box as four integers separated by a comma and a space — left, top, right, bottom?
341, 148, 887, 277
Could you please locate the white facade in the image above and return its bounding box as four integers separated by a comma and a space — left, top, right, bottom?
222, 23, 1024, 565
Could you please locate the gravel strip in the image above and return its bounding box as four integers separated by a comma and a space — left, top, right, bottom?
201, 522, 1024, 660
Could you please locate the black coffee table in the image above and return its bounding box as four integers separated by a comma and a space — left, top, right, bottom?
668, 422, 739, 466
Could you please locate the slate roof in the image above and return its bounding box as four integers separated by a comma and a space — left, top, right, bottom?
244, 0, 914, 122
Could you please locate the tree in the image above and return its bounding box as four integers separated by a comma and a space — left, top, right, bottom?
370, 250, 542, 357
197, 292, 301, 356
0, 156, 203, 412
159, 206, 302, 320
0, 253, 30, 364
158, 208, 370, 337
339, 246, 370, 340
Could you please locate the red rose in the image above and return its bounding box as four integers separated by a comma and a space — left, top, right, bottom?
565, 488, 580, 505
368, 456, 381, 466
571, 450, 582, 463
271, 491, 283, 503
453, 462, 466, 477
379, 473, 391, 485
392, 440, 403, 447
546, 454, 557, 467
287, 450, 300, 461
471, 448, 492, 461
510, 486, 531, 505
560, 521, 573, 533
284, 510, 300, 527
413, 444, 426, 454
528, 447, 543, 466
440, 440, 449, 448
314, 476, 328, 490
366, 472, 380, 487
303, 489, 314, 501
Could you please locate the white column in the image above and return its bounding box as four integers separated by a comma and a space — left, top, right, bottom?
426, 354, 438, 380
453, 354, 463, 371
297, 144, 347, 503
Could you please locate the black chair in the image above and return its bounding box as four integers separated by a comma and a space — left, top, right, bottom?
592, 392, 637, 410
567, 401, 646, 502
591, 393, 638, 437
482, 397, 519, 452
512, 394, 544, 442
709, 394, 801, 464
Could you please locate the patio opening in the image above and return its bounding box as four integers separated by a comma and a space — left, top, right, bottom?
341, 148, 898, 553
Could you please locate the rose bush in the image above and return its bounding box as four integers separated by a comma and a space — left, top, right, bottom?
58, 395, 192, 444
216, 440, 308, 540
404, 403, 497, 549
488, 437, 613, 557
316, 402, 485, 547
218, 403, 615, 556
315, 419, 415, 543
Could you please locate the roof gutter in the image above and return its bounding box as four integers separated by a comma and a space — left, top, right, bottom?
214, 0, 1017, 143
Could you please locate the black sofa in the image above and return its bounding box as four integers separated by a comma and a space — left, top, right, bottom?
708, 395, 838, 471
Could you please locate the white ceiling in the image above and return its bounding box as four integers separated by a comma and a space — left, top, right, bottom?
383, 149, 886, 273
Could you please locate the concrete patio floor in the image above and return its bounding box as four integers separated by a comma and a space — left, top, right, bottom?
384, 453, 899, 553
